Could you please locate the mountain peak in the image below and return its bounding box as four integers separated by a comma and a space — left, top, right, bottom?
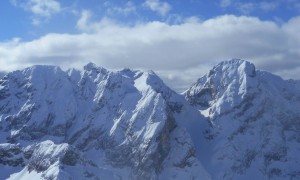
185, 59, 258, 109
216, 58, 248, 66
26, 64, 62, 73
83, 62, 107, 74
1, 61, 300, 179
210, 59, 256, 78
0, 62, 210, 179
83, 62, 98, 70
184, 60, 300, 180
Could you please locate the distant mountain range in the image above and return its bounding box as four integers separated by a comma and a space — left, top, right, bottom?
0, 59, 299, 179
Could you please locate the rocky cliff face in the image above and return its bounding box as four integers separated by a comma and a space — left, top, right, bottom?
0, 63, 210, 179
1, 59, 300, 180
185, 59, 300, 179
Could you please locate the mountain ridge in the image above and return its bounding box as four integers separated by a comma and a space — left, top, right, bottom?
185, 59, 300, 179
1, 59, 300, 179
0, 62, 210, 179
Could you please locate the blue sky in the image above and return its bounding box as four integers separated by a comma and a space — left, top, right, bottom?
1, 0, 299, 41
1, 0, 300, 91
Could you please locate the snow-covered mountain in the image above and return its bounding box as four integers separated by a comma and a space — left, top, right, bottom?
185, 59, 300, 179
0, 72, 5, 78
0, 63, 210, 179
1, 59, 300, 180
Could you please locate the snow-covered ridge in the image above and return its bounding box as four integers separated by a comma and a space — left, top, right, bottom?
0, 62, 209, 179
1, 59, 300, 180
0, 72, 5, 79
185, 59, 257, 110
185, 59, 300, 179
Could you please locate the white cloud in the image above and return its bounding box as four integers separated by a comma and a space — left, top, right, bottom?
10, 0, 18, 6
76, 10, 93, 32
107, 1, 136, 16
11, 0, 61, 25
259, 2, 279, 11
144, 0, 171, 16
236, 2, 255, 14
76, 10, 118, 33
220, 0, 232, 8
26, 0, 61, 17
32, 18, 42, 25
1, 15, 300, 92
285, 0, 300, 9
220, 1, 280, 14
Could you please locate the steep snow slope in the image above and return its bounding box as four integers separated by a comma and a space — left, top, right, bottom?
185, 59, 300, 180
3, 59, 298, 180
0, 63, 210, 179
0, 72, 5, 78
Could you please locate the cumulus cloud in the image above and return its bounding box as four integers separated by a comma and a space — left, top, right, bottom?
259, 2, 279, 11
76, 10, 93, 32
76, 10, 118, 33
1, 15, 300, 91
11, 0, 61, 25
106, 1, 136, 16
220, 0, 232, 8
220, 0, 280, 14
143, 0, 171, 16
236, 2, 255, 14
26, 0, 61, 17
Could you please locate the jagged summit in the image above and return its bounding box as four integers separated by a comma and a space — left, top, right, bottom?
83, 62, 108, 75
210, 59, 256, 77
1, 60, 300, 180
0, 63, 209, 180
84, 62, 99, 70
185, 59, 258, 110
184, 59, 300, 179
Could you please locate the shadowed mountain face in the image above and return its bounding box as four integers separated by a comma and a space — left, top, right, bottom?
0, 72, 5, 78
185, 59, 300, 179
1, 59, 300, 180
